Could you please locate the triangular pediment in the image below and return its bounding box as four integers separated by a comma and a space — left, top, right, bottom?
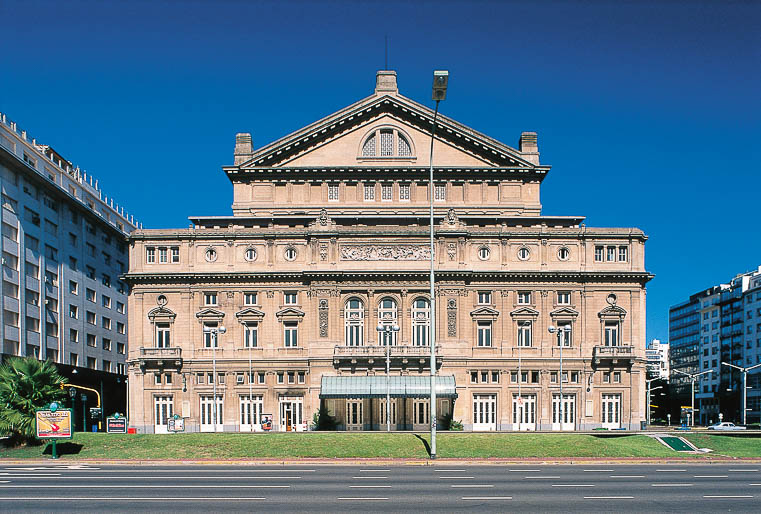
235, 307, 265, 320
230, 93, 539, 171
550, 306, 580, 318
470, 306, 501, 318
598, 305, 627, 318
195, 308, 225, 320
147, 305, 176, 321
275, 307, 305, 319
510, 306, 540, 317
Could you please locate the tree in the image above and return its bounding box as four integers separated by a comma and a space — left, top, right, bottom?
0, 357, 67, 443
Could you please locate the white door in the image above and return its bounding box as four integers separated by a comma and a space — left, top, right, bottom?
512, 394, 536, 431
601, 394, 621, 429
240, 395, 263, 432
200, 395, 223, 432
473, 394, 497, 431
279, 397, 303, 431
346, 400, 363, 431
154, 396, 173, 434
552, 394, 576, 431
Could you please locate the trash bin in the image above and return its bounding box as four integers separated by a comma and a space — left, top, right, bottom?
92, 424, 98, 432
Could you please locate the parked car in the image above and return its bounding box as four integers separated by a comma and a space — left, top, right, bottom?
707, 422, 747, 431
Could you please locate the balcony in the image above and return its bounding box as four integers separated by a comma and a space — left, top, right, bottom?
333, 344, 443, 371
138, 347, 183, 370
592, 345, 635, 368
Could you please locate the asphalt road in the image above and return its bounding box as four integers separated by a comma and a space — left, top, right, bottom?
1, 463, 760, 512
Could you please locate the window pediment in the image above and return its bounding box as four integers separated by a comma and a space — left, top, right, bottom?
510, 306, 540, 318
276, 307, 305, 321
195, 308, 225, 321
147, 306, 176, 323
598, 305, 627, 320
470, 306, 500, 320
549, 306, 580, 318
235, 307, 265, 322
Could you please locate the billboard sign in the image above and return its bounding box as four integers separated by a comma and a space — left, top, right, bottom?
36, 408, 73, 439
106, 415, 128, 434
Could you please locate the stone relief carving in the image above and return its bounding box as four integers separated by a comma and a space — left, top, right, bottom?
266, 291, 274, 298
447, 298, 457, 337
340, 244, 431, 261
447, 242, 457, 261
500, 290, 510, 297
318, 299, 329, 337
319, 242, 328, 261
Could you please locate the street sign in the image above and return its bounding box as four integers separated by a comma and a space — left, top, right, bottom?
106, 415, 128, 434
36, 409, 73, 439
167, 415, 185, 432
89, 407, 102, 418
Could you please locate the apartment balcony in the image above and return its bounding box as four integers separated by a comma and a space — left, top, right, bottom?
138, 347, 183, 370
333, 344, 443, 371
592, 345, 635, 368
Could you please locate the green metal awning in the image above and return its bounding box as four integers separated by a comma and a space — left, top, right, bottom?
319, 375, 457, 399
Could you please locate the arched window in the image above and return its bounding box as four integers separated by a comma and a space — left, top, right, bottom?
377, 297, 398, 345
344, 298, 364, 346
398, 135, 412, 156
411, 298, 430, 347
362, 133, 376, 156
359, 127, 415, 159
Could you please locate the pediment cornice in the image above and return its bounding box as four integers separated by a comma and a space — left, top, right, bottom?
195, 308, 225, 320
549, 306, 580, 318
235, 307, 266, 321
510, 306, 540, 318
470, 306, 500, 319
147, 305, 176, 322
275, 307, 305, 320
598, 305, 627, 319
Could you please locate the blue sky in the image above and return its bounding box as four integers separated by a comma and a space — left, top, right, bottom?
2, 0, 759, 342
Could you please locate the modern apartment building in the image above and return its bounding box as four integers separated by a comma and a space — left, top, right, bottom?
0, 111, 138, 422
126, 70, 651, 433
669, 266, 761, 425
645, 338, 669, 379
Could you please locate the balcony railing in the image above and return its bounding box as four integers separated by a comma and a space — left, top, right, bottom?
138, 347, 183, 369
333, 344, 442, 370
592, 345, 635, 367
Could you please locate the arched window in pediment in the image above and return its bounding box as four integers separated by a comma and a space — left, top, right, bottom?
359, 126, 415, 159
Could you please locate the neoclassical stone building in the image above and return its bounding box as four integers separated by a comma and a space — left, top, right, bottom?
126, 71, 651, 433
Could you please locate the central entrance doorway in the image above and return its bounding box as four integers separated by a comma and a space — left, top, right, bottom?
279, 396, 303, 431
601, 393, 621, 429
512, 394, 536, 431
552, 393, 576, 431
199, 395, 223, 432
473, 394, 497, 431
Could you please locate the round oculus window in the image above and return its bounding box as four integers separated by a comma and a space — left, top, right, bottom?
557, 247, 570, 261
517, 246, 530, 261
478, 246, 490, 260
284, 247, 297, 261
205, 248, 217, 262
244, 247, 257, 261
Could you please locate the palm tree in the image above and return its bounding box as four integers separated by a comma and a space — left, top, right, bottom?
0, 357, 67, 443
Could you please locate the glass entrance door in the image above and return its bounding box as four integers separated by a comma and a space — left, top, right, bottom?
512, 394, 536, 431
199, 395, 223, 432
346, 400, 363, 431
279, 397, 303, 431
239, 395, 263, 432
601, 393, 621, 429
154, 396, 173, 434
473, 394, 497, 431
552, 393, 576, 431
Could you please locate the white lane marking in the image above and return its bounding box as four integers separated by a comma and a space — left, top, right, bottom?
352, 476, 388, 479
651, 483, 693, 487
610, 475, 645, 478
338, 497, 388, 501
1, 485, 289, 489
0, 473, 61, 477
584, 496, 634, 499
749, 483, 761, 486
451, 485, 494, 488
25, 476, 302, 480
0, 497, 267, 501
694, 475, 728, 478
435, 469, 466, 472
440, 476, 474, 479
350, 485, 391, 488
509, 469, 541, 472
552, 484, 595, 487
703, 495, 753, 499
583, 469, 614, 472
656, 469, 686, 472
0, 481, 8, 483
462, 496, 512, 500
524, 476, 561, 479
729, 469, 759, 472
359, 469, 390, 472
2, 466, 98, 470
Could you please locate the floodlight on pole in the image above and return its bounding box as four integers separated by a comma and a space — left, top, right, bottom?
672, 368, 712, 426
721, 361, 761, 426
428, 69, 447, 460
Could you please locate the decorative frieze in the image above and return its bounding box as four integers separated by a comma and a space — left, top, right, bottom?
318, 299, 329, 337
340, 244, 431, 261
447, 298, 457, 337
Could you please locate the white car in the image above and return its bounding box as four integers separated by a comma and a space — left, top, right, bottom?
707, 422, 746, 431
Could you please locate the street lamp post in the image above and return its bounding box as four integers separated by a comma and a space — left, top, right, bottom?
203, 324, 227, 432
377, 323, 400, 432
672, 369, 712, 426
721, 362, 761, 426
429, 70, 448, 459
548, 325, 571, 429
646, 385, 663, 425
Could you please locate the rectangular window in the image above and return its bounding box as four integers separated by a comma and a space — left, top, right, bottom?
69, 256, 77, 271
471, 371, 478, 383
603, 371, 610, 383
117, 322, 125, 334
284, 292, 297, 305
45, 244, 58, 261
197, 373, 205, 385
102, 338, 111, 351
557, 291, 571, 305
102, 274, 110, 287
103, 252, 111, 265
594, 246, 604, 262
517, 320, 532, 347
171, 247, 180, 263
158, 247, 168, 263
69, 353, 78, 366
86, 311, 96, 325
86, 266, 95, 280
117, 301, 125, 314
613, 371, 621, 383
381, 183, 392, 201
86, 334, 96, 347
491, 371, 499, 383
102, 295, 111, 308
69, 328, 78, 343
203, 322, 219, 348
156, 323, 171, 348
244, 292, 257, 305
517, 291, 531, 304
478, 291, 492, 305
399, 183, 410, 201
86, 243, 95, 257
604, 321, 619, 346
204, 292, 217, 306
557, 321, 572, 347
364, 182, 375, 201
618, 246, 628, 262
434, 184, 446, 201
298, 372, 305, 384
327, 184, 339, 201
117, 343, 125, 354
69, 305, 78, 319
258, 372, 265, 384
284, 322, 298, 347
606, 246, 616, 262
277, 372, 284, 384
86, 288, 96, 302
477, 321, 492, 347
244, 322, 258, 348
288, 372, 295, 384
146, 247, 155, 263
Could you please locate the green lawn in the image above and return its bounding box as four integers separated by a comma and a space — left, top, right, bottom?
1, 432, 759, 460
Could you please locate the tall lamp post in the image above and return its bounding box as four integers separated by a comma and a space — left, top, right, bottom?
548, 325, 571, 428
429, 69, 448, 459
646, 385, 663, 425
377, 323, 400, 432
203, 324, 226, 432
721, 362, 761, 426
672, 369, 712, 426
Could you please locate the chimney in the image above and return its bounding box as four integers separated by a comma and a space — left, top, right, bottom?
375, 70, 398, 95
519, 132, 539, 165
234, 133, 253, 165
